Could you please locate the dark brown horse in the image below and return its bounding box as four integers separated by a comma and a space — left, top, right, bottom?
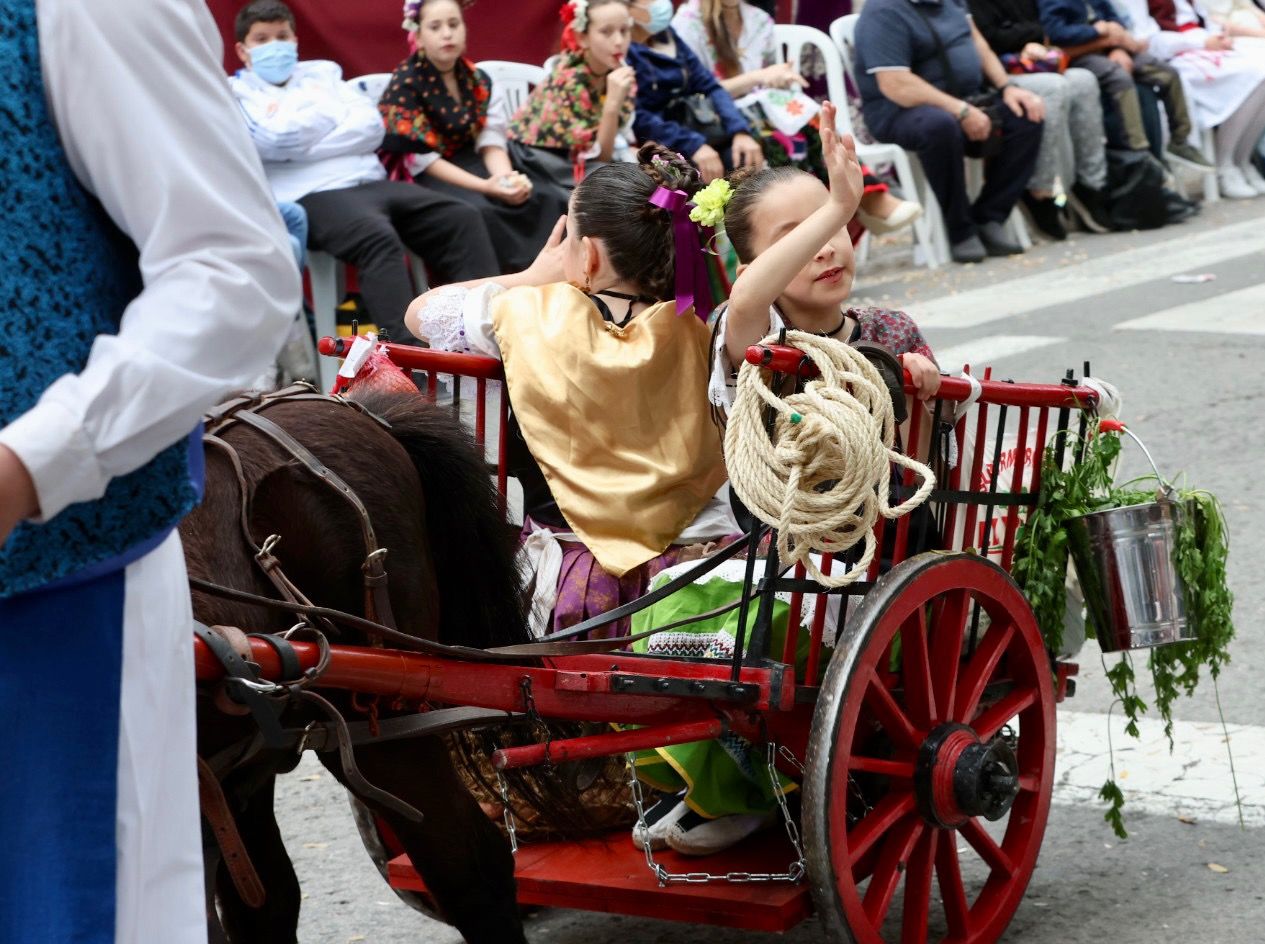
184, 387, 532, 944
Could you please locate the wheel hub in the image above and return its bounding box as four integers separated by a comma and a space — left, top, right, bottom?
914, 723, 1020, 828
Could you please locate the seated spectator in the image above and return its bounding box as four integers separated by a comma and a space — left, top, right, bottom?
1122, 0, 1265, 197
969, 0, 1115, 236
508, 0, 639, 181
230, 0, 497, 344
854, 0, 1046, 263
1037, 0, 1214, 170
381, 0, 571, 273
672, 0, 924, 236
625, 0, 765, 181
1202, 0, 1265, 38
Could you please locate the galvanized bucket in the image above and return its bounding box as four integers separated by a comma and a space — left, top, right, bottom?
1064, 422, 1194, 652
1066, 496, 1195, 652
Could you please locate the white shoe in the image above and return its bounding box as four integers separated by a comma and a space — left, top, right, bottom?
663, 810, 777, 857
1238, 162, 1265, 195
855, 199, 923, 235
1218, 165, 1258, 199
630, 796, 690, 852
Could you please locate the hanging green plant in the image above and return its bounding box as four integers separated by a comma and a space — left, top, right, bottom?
1009, 420, 1238, 838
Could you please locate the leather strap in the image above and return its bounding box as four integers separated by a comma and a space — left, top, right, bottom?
247, 632, 304, 682
193, 622, 287, 748
197, 757, 266, 909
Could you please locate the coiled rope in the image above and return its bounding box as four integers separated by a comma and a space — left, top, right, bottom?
724, 330, 936, 588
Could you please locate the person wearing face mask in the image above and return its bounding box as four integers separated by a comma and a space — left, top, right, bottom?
229, 0, 499, 343
380, 0, 572, 272
625, 0, 766, 182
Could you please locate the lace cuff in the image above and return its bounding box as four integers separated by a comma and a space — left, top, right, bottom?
415, 283, 505, 357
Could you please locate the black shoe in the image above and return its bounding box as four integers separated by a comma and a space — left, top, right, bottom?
1067, 182, 1113, 234
1021, 193, 1067, 241
977, 220, 1025, 256
1162, 188, 1199, 224
950, 233, 987, 263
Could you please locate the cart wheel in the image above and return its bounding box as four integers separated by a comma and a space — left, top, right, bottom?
802, 552, 1054, 943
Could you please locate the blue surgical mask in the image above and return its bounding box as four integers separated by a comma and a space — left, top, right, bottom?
643, 0, 674, 35
250, 40, 298, 85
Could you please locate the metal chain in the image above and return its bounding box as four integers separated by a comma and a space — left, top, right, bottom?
623, 743, 808, 887
495, 768, 519, 854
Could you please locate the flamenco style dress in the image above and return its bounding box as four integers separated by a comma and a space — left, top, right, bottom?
0, 0, 297, 940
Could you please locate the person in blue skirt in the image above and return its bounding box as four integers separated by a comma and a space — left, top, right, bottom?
0, 0, 298, 941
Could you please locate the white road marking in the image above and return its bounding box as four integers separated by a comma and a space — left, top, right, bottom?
931, 334, 1066, 371
1052, 710, 1265, 827
904, 220, 1265, 329
1115, 283, 1265, 336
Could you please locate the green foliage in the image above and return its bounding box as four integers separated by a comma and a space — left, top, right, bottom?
1011, 422, 1237, 836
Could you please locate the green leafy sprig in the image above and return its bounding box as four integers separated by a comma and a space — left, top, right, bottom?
1010, 422, 1237, 836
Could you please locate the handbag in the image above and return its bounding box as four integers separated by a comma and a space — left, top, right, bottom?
662, 62, 731, 149
910, 4, 1006, 159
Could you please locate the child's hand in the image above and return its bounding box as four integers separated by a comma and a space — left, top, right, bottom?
524, 214, 569, 283
901, 353, 941, 400
819, 101, 864, 217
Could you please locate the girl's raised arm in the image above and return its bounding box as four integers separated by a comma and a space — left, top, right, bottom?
723, 102, 864, 367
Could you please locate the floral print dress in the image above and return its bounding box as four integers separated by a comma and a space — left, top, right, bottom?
509, 51, 636, 175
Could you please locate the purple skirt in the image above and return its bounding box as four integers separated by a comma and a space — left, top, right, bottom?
552, 539, 689, 639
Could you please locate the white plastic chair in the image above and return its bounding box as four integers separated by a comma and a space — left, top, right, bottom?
475, 60, 546, 114
796, 20, 943, 267
351, 71, 392, 103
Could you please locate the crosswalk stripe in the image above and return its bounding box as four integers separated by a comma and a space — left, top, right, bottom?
1053, 710, 1265, 827
902, 219, 1265, 329
930, 334, 1066, 370
1115, 283, 1265, 336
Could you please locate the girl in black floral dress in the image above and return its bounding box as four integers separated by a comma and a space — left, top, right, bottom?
381, 0, 569, 272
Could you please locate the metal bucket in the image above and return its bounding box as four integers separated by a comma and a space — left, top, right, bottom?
1066, 497, 1196, 652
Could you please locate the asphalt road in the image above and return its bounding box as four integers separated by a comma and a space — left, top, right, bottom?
272, 194, 1265, 943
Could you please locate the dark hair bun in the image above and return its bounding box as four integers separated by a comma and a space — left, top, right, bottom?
637, 143, 703, 198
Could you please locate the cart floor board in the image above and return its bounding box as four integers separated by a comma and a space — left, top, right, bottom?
387, 830, 813, 931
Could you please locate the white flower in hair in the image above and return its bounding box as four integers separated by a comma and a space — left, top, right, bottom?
572, 0, 590, 33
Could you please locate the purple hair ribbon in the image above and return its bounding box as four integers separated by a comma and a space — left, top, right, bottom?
648, 186, 715, 322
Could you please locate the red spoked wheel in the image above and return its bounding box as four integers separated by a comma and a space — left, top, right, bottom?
802, 553, 1055, 943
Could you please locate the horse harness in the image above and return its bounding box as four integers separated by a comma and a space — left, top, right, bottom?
201, 382, 400, 635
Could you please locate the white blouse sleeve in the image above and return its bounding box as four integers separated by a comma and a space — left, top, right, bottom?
707, 304, 782, 413
414, 283, 505, 359
476, 83, 510, 152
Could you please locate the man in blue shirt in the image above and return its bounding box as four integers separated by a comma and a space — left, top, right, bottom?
855, 0, 1045, 262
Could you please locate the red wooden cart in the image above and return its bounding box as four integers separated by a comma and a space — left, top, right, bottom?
196, 336, 1099, 943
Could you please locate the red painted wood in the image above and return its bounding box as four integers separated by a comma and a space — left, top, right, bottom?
386, 832, 813, 932
493, 719, 724, 770
194, 639, 793, 726
744, 345, 1100, 409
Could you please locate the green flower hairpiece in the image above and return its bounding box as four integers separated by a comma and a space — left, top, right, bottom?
689, 178, 733, 230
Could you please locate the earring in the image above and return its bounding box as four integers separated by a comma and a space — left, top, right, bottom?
583, 274, 592, 293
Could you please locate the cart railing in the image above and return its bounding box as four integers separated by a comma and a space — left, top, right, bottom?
315, 336, 1101, 686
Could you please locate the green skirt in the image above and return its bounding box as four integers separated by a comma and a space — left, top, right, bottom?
630, 559, 834, 819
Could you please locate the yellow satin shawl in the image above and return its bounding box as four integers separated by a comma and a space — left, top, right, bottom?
491, 284, 727, 577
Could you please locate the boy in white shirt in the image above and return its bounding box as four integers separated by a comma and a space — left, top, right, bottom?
229, 0, 499, 341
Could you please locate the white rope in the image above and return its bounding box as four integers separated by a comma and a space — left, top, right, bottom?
724, 330, 936, 588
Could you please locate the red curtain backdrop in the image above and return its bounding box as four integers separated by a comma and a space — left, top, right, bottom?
206, 0, 565, 77
204, 1, 805, 78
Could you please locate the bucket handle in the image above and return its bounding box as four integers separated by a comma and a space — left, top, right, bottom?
1098, 419, 1176, 501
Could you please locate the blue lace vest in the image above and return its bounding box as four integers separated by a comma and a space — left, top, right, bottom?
0, 0, 200, 598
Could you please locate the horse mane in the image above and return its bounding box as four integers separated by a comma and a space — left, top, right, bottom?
350, 388, 529, 650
